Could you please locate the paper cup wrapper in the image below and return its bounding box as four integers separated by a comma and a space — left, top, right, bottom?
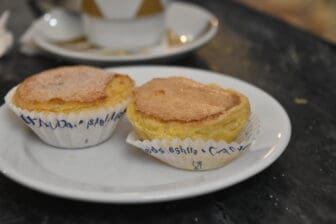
5, 86, 128, 148
127, 115, 260, 170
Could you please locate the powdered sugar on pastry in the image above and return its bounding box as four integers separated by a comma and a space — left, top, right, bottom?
15, 65, 114, 103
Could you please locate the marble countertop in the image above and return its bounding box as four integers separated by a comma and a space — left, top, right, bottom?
0, 0, 335, 223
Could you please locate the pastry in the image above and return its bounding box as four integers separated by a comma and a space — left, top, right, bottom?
5, 65, 134, 148
126, 76, 257, 171
127, 76, 251, 142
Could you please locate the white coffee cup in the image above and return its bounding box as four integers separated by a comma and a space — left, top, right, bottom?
81, 0, 170, 51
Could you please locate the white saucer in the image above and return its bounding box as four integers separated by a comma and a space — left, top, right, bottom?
0, 66, 291, 203
32, 2, 218, 63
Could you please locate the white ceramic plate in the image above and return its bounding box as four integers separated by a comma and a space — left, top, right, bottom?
32, 2, 218, 63
0, 66, 291, 203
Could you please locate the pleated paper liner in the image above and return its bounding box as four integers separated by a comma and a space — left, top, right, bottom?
127, 114, 260, 170
5, 86, 128, 148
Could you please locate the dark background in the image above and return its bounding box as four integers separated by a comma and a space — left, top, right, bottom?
0, 0, 335, 223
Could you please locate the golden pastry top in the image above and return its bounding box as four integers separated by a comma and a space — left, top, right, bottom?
15, 65, 114, 103
133, 77, 241, 122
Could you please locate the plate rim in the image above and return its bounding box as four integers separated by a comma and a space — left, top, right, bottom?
33, 2, 219, 62
0, 66, 291, 203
